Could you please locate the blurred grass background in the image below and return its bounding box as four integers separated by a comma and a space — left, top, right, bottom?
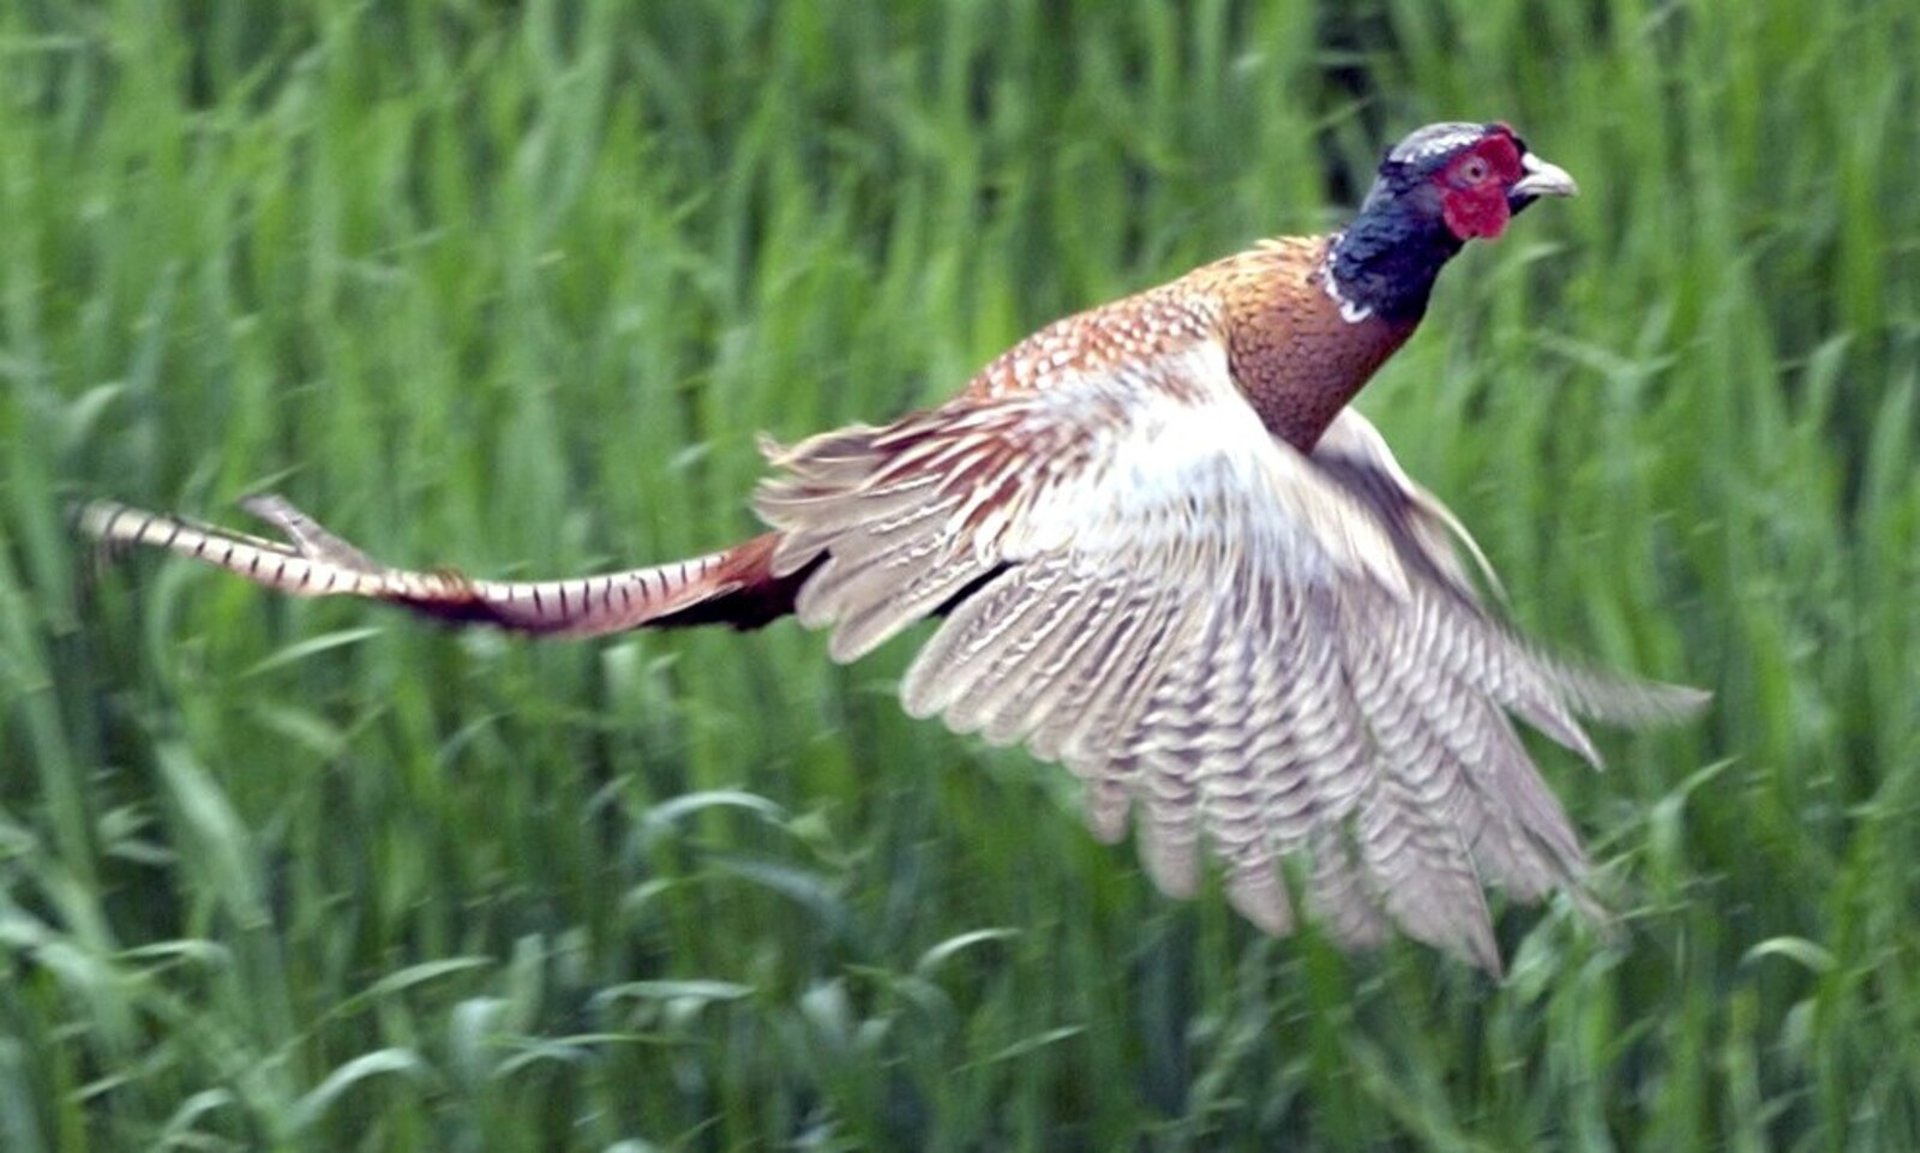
2, 0, 1916, 1148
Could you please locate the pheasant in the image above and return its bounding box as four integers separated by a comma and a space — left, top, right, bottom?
79, 122, 1705, 973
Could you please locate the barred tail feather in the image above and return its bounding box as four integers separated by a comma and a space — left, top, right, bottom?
74, 496, 797, 636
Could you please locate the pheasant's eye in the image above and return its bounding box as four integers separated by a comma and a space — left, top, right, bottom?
1457, 156, 1491, 185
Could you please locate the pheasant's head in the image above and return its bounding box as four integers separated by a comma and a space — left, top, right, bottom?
1327, 121, 1577, 324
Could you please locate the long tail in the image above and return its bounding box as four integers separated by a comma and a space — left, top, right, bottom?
74, 495, 808, 635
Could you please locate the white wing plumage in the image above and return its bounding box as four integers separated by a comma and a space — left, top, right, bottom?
756, 336, 1703, 972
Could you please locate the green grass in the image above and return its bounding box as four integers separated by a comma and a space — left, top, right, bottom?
3, 0, 1917, 1148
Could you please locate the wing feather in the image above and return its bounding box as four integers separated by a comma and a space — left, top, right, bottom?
755, 334, 1704, 970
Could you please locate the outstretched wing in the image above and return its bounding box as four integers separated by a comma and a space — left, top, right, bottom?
756, 336, 1704, 972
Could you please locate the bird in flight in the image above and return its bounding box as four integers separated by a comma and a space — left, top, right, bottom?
80, 121, 1705, 973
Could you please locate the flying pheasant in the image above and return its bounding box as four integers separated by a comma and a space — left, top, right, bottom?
79, 122, 1704, 973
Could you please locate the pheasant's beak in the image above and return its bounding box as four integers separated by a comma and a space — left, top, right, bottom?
1509, 152, 1579, 206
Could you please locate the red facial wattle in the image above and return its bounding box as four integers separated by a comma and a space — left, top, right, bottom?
1438, 134, 1525, 240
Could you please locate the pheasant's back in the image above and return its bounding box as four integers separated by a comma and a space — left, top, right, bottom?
962, 236, 1419, 451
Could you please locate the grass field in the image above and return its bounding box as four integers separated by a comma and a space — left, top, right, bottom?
3, 1, 1917, 1148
